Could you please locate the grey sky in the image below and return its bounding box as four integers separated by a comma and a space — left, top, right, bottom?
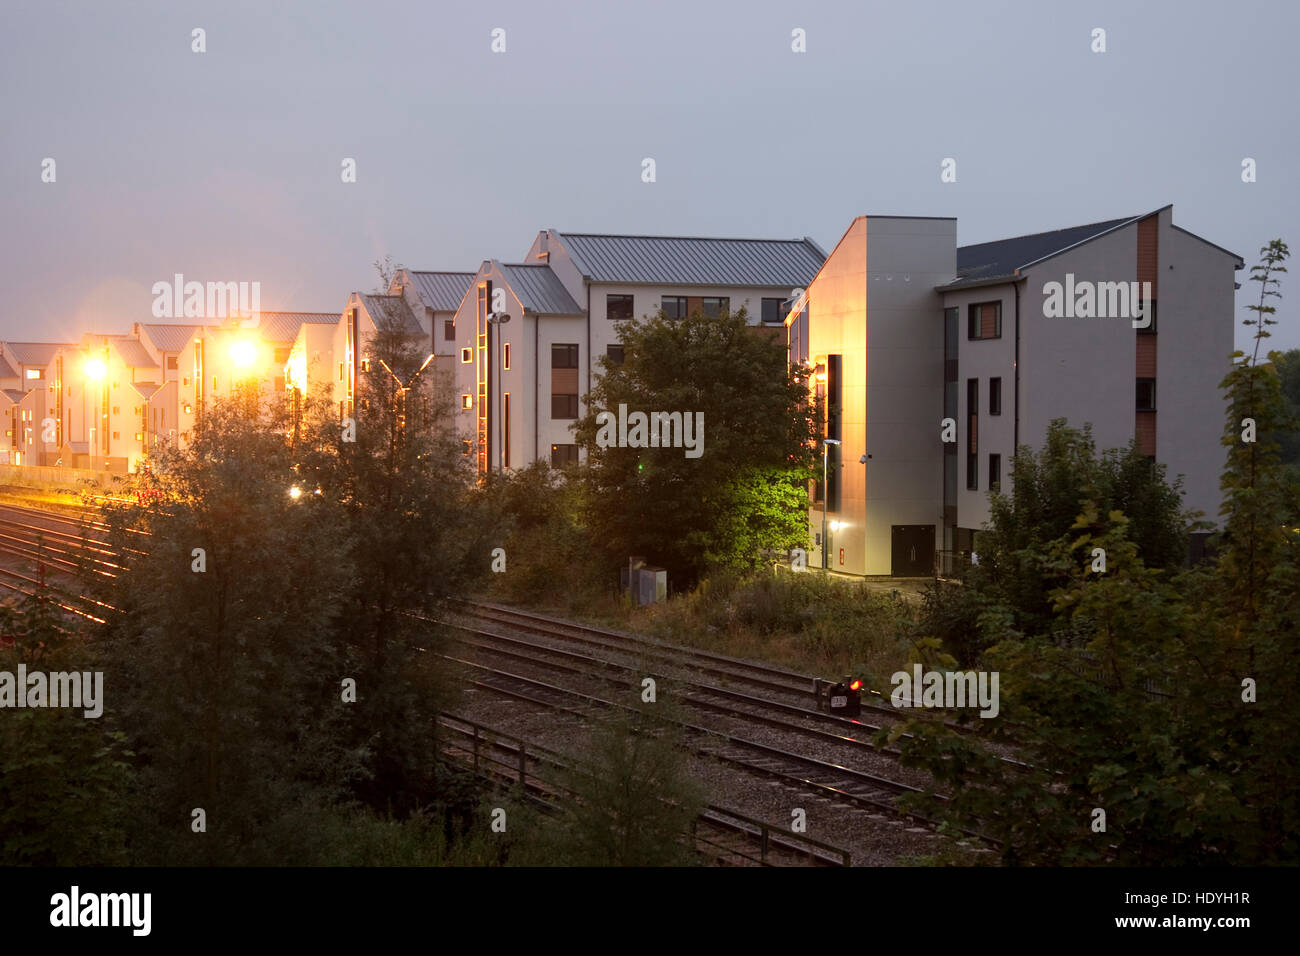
3, 0, 1296, 350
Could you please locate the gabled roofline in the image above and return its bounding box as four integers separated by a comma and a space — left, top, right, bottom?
1170, 225, 1245, 269
1013, 205, 1172, 272
935, 273, 1028, 293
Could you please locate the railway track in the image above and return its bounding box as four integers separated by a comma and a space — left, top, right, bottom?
438, 712, 852, 866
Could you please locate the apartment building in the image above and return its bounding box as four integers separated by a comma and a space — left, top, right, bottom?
452, 230, 826, 474
787, 205, 1242, 576
1, 342, 74, 466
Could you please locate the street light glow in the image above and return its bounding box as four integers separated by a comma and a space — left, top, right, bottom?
288, 485, 303, 500
229, 340, 258, 367
84, 357, 107, 380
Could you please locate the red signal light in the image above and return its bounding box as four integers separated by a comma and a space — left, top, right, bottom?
849, 680, 862, 691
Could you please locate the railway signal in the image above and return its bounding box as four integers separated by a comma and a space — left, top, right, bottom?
820, 675, 862, 717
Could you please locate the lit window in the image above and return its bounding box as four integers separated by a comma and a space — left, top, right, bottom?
461, 347, 473, 363
26, 369, 42, 380
461, 394, 473, 409
504, 343, 511, 370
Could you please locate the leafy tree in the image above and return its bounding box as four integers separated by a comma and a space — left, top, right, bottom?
1273, 348, 1300, 472
571, 307, 816, 587
0, 584, 129, 865
293, 311, 493, 815
97, 387, 357, 865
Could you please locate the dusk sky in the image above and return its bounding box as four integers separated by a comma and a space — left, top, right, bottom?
3, 0, 1297, 349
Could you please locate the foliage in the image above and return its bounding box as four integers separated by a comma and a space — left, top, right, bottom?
571, 307, 817, 587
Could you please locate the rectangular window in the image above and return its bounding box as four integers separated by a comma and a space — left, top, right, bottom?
761, 297, 790, 325
550, 443, 579, 468
606, 345, 625, 366
968, 302, 1001, 340
26, 369, 42, 380
274, 348, 289, 364
461, 440, 472, 457
444, 318, 455, 341
701, 296, 729, 318
989, 453, 1001, 491
461, 347, 473, 363
166, 356, 178, 370
461, 394, 473, 410
504, 393, 510, 468
504, 343, 511, 370
661, 295, 687, 320
989, 377, 1002, 415
552, 344, 578, 368
607, 294, 634, 321
339, 363, 344, 380
551, 394, 579, 419
1136, 378, 1157, 411
966, 378, 979, 490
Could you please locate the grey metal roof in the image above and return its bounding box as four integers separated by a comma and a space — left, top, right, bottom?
112, 337, 158, 370
1, 342, 72, 367
551, 232, 825, 287
409, 271, 475, 312
943, 215, 1139, 289
360, 295, 424, 336
257, 312, 339, 343
499, 264, 585, 315
141, 323, 200, 352
0, 352, 17, 379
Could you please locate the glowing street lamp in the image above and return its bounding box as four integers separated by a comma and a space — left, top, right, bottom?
288, 485, 303, 500
229, 340, 257, 368
84, 353, 108, 471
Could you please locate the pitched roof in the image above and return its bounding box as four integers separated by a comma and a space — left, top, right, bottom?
551, 232, 826, 287
499, 264, 585, 315
360, 295, 424, 336
257, 312, 338, 344
111, 337, 158, 370
408, 271, 475, 312
949, 217, 1135, 287
130, 382, 162, 401
141, 323, 200, 352
1, 342, 70, 367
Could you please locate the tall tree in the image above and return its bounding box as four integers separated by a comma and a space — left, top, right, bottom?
571, 308, 816, 587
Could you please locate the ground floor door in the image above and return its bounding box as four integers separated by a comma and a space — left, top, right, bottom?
891, 525, 934, 576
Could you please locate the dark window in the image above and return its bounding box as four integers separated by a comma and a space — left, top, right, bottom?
504, 393, 510, 468
550, 443, 579, 468
607, 295, 634, 321
461, 440, 472, 457
166, 355, 178, 370
967, 377, 979, 416
461, 348, 472, 363
967, 453, 978, 490
504, 343, 511, 370
606, 345, 625, 366
1137, 378, 1157, 411
701, 296, 729, 318
967, 302, 1001, 340
662, 295, 687, 319
551, 394, 579, 419
966, 378, 979, 490
551, 344, 578, 368
444, 318, 455, 340
761, 297, 791, 325
989, 377, 1002, 415
1136, 298, 1157, 334
989, 453, 1001, 491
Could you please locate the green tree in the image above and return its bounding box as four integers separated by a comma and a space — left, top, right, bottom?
571, 307, 816, 587
0, 583, 130, 865
97, 387, 357, 865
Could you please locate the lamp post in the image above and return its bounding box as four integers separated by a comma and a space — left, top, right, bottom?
821, 438, 841, 569
486, 311, 511, 473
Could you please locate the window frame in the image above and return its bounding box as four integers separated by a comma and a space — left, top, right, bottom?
607, 294, 634, 321
967, 301, 1002, 340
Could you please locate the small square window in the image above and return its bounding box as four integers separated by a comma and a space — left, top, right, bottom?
551, 344, 578, 369
551, 394, 579, 419
607, 294, 634, 321
606, 345, 625, 366
461, 394, 473, 410
761, 297, 791, 324
461, 347, 473, 364
550, 443, 579, 468
461, 440, 472, 456
1136, 379, 1157, 411
167, 356, 178, 370
968, 302, 1001, 340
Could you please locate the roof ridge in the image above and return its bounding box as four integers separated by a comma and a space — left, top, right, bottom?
555, 231, 819, 244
